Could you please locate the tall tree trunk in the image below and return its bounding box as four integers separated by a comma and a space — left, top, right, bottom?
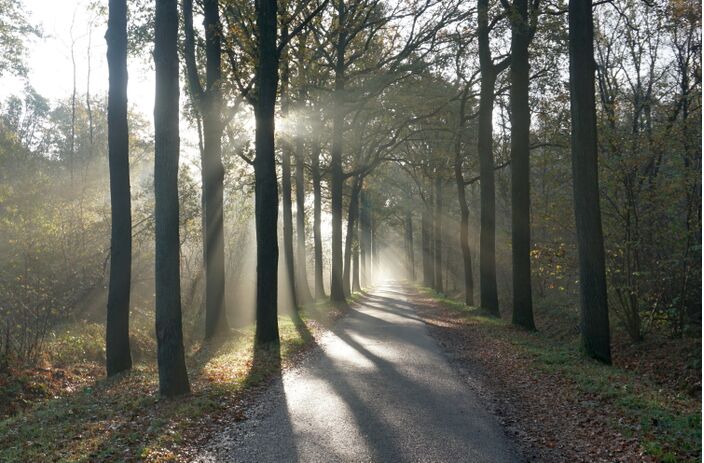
105, 0, 132, 377
183, 0, 229, 339
254, 0, 280, 345
343, 176, 362, 296
477, 0, 500, 315
202, 0, 228, 338
311, 141, 326, 299
510, 0, 535, 330
353, 220, 361, 291
154, 0, 189, 396
359, 188, 371, 287
422, 201, 433, 287
404, 209, 414, 280
454, 88, 474, 306
569, 0, 611, 364
434, 174, 444, 293
329, 0, 347, 305
280, 51, 298, 310
295, 141, 313, 303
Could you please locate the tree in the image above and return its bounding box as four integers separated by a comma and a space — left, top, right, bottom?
280, 41, 298, 310
568, 0, 611, 364
252, 0, 281, 345
507, 0, 537, 330
154, 0, 190, 395
453, 86, 474, 306
311, 137, 327, 298
183, 0, 230, 340
0, 0, 39, 77
477, 0, 510, 316
433, 172, 444, 293
105, 0, 132, 377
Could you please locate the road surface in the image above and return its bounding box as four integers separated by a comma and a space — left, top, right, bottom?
196, 283, 522, 462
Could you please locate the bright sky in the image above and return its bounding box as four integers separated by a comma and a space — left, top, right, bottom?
2, 0, 155, 118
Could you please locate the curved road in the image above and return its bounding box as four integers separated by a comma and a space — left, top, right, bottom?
197, 283, 522, 463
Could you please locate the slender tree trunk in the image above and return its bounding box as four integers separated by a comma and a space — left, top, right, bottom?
280, 53, 298, 310
154, 0, 189, 396
311, 141, 326, 299
105, 0, 132, 377
295, 141, 313, 303
330, 0, 347, 305
404, 209, 414, 280
569, 0, 611, 364
434, 174, 444, 293
478, 0, 499, 315
183, 0, 228, 339
359, 189, 371, 287
422, 202, 433, 287
202, 0, 228, 338
510, 0, 535, 330
454, 89, 474, 306
343, 176, 362, 296
254, 0, 280, 345
353, 218, 361, 291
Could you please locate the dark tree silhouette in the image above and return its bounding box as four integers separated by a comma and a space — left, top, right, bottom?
154, 0, 190, 396
433, 173, 444, 293
105, 0, 132, 377
253, 0, 281, 345
311, 139, 327, 299
183, 0, 229, 340
569, 0, 611, 364
329, 0, 348, 305
508, 0, 536, 330
280, 47, 298, 310
453, 87, 474, 306
477, 0, 510, 315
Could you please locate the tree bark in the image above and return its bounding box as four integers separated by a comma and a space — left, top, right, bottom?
422, 199, 433, 288
280, 52, 298, 310
404, 209, 414, 281
329, 0, 347, 305
311, 140, 326, 299
359, 188, 371, 287
343, 175, 362, 296
478, 0, 500, 315
294, 140, 313, 303
510, 0, 535, 330
353, 219, 361, 292
154, 0, 190, 396
183, 0, 229, 339
569, 0, 611, 364
254, 0, 280, 345
434, 173, 444, 293
105, 0, 132, 377
454, 88, 474, 306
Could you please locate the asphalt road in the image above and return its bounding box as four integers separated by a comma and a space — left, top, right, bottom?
197, 283, 522, 463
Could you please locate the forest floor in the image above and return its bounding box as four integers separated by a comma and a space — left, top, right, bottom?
0, 284, 700, 462
0, 301, 345, 462
416, 287, 701, 463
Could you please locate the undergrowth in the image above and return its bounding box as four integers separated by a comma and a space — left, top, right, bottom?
0, 309, 326, 463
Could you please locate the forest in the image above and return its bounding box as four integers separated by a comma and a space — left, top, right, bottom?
0, 0, 701, 461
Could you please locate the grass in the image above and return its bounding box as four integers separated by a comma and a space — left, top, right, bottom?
422, 287, 701, 463
0, 311, 326, 463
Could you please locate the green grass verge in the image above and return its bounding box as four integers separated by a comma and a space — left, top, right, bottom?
0, 313, 321, 462
422, 287, 701, 463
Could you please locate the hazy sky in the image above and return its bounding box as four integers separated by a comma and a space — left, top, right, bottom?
3, 0, 155, 117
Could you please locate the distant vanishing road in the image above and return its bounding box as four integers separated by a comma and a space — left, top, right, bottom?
196, 283, 522, 463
